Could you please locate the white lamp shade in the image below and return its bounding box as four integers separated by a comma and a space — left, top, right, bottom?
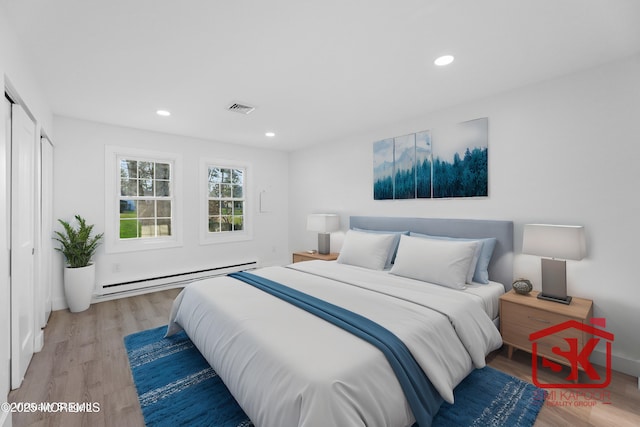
522, 224, 586, 260
307, 214, 340, 233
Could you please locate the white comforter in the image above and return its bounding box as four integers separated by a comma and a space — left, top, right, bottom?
167, 261, 502, 427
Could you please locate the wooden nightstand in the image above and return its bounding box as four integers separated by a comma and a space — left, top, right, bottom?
292, 252, 339, 263
500, 290, 594, 369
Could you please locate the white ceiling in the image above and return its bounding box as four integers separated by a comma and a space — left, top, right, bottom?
3, 0, 640, 151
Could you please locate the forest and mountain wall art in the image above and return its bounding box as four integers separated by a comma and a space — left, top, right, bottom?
373, 118, 488, 200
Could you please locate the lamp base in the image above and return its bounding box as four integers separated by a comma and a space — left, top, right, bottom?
540, 258, 571, 304
317, 233, 330, 255
537, 293, 572, 305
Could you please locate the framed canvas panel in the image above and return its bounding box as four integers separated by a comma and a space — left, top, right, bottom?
416, 130, 432, 198
433, 118, 488, 198
393, 133, 416, 199
373, 138, 394, 200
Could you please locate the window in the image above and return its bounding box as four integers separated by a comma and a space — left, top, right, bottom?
207, 167, 245, 233
105, 146, 182, 253
119, 159, 173, 239
201, 159, 251, 244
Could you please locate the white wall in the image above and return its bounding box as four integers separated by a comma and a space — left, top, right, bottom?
1, 6, 54, 426
52, 116, 290, 309
0, 12, 53, 137
289, 54, 640, 376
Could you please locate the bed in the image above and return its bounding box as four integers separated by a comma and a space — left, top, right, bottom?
167, 217, 513, 427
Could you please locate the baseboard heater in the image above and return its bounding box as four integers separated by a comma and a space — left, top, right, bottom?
98, 261, 258, 297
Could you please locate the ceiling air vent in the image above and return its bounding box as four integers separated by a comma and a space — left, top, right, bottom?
227, 102, 256, 115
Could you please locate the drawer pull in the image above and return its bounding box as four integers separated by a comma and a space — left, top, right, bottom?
528, 316, 551, 324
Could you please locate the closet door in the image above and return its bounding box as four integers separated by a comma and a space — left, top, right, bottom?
40, 137, 53, 326
1, 96, 11, 415
10, 103, 35, 389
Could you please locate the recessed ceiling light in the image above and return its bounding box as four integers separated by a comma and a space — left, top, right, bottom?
434, 55, 454, 66
156, 110, 171, 117
265, 132, 275, 137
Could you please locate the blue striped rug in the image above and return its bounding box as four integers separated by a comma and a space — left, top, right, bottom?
125, 326, 545, 427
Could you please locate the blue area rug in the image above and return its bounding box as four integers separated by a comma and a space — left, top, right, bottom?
125, 326, 545, 427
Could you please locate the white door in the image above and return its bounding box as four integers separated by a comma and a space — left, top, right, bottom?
10, 103, 36, 389
40, 137, 53, 326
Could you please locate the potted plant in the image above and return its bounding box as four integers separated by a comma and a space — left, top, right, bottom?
54, 215, 103, 312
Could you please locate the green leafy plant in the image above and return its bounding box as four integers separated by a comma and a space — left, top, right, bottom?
54, 215, 104, 268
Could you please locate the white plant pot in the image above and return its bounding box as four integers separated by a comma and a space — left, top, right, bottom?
63, 264, 96, 313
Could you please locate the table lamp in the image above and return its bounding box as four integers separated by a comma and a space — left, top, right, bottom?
522, 224, 586, 304
306, 214, 340, 255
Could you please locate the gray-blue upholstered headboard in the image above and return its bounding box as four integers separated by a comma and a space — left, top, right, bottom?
349, 216, 514, 290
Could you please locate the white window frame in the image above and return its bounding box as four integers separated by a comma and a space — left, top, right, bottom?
105, 145, 183, 253
200, 158, 252, 245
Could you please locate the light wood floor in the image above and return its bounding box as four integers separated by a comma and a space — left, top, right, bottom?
9, 289, 640, 427
9, 288, 181, 427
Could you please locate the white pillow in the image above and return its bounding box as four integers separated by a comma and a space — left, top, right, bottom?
390, 235, 479, 289
351, 228, 408, 268
337, 230, 397, 270
409, 233, 481, 284
410, 232, 496, 284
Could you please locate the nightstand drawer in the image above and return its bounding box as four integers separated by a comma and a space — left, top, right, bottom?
501, 300, 588, 353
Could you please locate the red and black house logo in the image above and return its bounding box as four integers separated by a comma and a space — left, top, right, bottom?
529, 318, 614, 389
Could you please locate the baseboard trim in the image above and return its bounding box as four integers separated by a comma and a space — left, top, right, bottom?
52, 283, 185, 313
52, 296, 67, 311
0, 405, 11, 427
591, 349, 640, 378
34, 329, 44, 353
